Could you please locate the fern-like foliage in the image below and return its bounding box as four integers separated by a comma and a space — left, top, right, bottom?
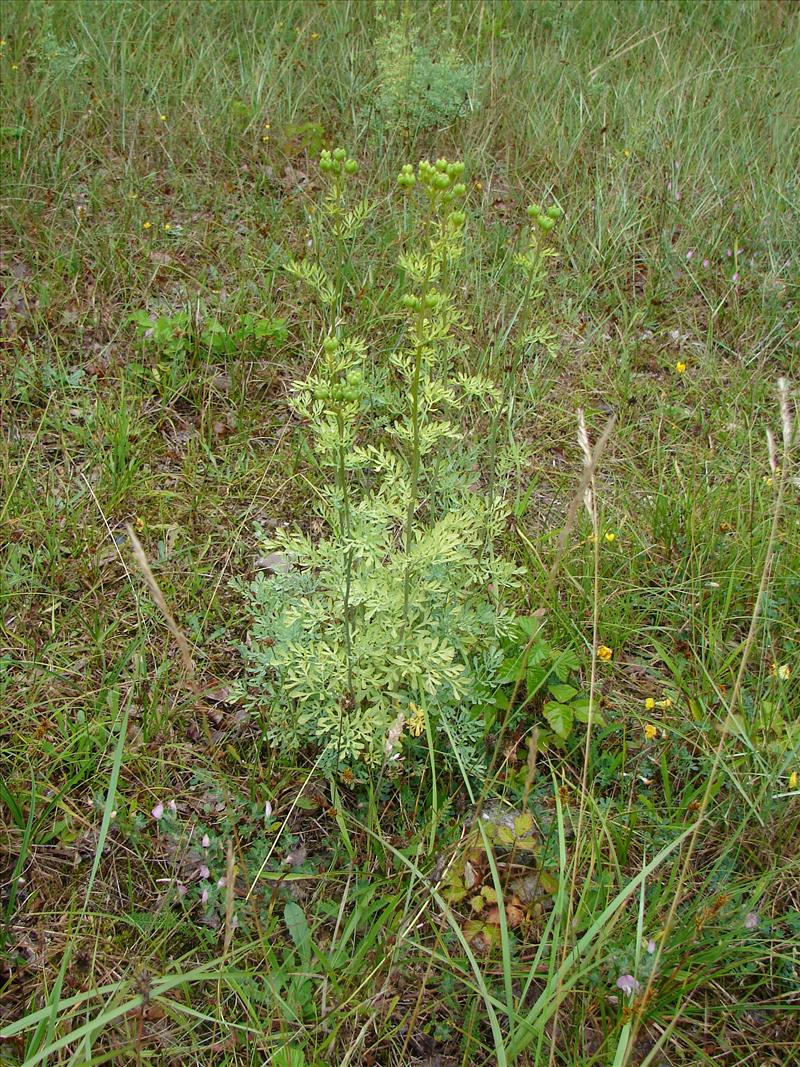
236, 153, 524, 781
375, 23, 477, 133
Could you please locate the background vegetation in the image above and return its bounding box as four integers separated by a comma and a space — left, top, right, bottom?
1, 1, 798, 1064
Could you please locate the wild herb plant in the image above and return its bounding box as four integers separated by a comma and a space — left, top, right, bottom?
374, 17, 477, 134
237, 154, 523, 778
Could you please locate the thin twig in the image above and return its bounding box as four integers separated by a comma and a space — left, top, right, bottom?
126, 523, 196, 683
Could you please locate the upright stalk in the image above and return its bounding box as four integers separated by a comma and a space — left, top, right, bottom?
402, 239, 434, 625
336, 410, 354, 692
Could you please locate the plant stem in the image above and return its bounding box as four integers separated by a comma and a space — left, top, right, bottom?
336, 411, 354, 693
402, 253, 434, 624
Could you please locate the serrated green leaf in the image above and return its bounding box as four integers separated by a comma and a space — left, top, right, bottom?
548, 683, 578, 703
553, 648, 580, 681
543, 700, 574, 740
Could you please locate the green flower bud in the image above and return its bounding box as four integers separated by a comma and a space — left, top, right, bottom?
333, 147, 346, 162
448, 210, 466, 229
423, 291, 439, 309
313, 385, 327, 401
450, 160, 465, 177
452, 182, 466, 198
343, 387, 358, 403
435, 158, 448, 173
344, 158, 358, 174
527, 203, 542, 219
546, 203, 563, 219
537, 215, 556, 231
323, 336, 339, 353
434, 172, 450, 190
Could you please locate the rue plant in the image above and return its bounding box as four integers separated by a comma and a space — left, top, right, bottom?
236, 152, 563, 780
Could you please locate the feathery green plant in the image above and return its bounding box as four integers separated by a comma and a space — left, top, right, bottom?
237, 153, 527, 777
374, 19, 477, 134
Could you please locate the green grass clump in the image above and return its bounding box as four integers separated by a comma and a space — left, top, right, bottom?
1, 2, 799, 1065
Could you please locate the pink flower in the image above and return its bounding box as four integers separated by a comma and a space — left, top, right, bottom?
177, 883, 188, 897
168, 800, 177, 816
198, 864, 210, 879
264, 800, 273, 819
726, 248, 732, 258
616, 974, 641, 997
217, 876, 227, 888
646, 939, 656, 954
686, 250, 694, 260
702, 258, 710, 268
744, 911, 759, 930
151, 802, 165, 821
200, 888, 209, 904
732, 272, 740, 283
201, 834, 211, 848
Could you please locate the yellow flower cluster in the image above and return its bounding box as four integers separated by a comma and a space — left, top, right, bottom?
770, 662, 791, 680
407, 703, 426, 737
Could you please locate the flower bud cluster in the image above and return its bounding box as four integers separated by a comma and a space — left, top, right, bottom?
311, 335, 364, 408
527, 201, 563, 232
320, 147, 358, 176
400, 289, 445, 313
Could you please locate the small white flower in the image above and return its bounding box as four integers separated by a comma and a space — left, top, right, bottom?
264, 800, 273, 820
201, 834, 211, 848
616, 974, 640, 997
744, 911, 759, 930
151, 802, 164, 821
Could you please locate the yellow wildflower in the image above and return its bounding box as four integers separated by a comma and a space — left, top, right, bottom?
655, 697, 673, 709
644, 723, 658, 741
623, 148, 631, 158
310, 32, 320, 40
604, 532, 616, 543
597, 645, 613, 662
770, 663, 791, 680
675, 361, 686, 374
407, 703, 426, 737
142, 221, 152, 230
644, 697, 656, 711
163, 223, 171, 231
789, 771, 798, 790
159, 113, 167, 122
